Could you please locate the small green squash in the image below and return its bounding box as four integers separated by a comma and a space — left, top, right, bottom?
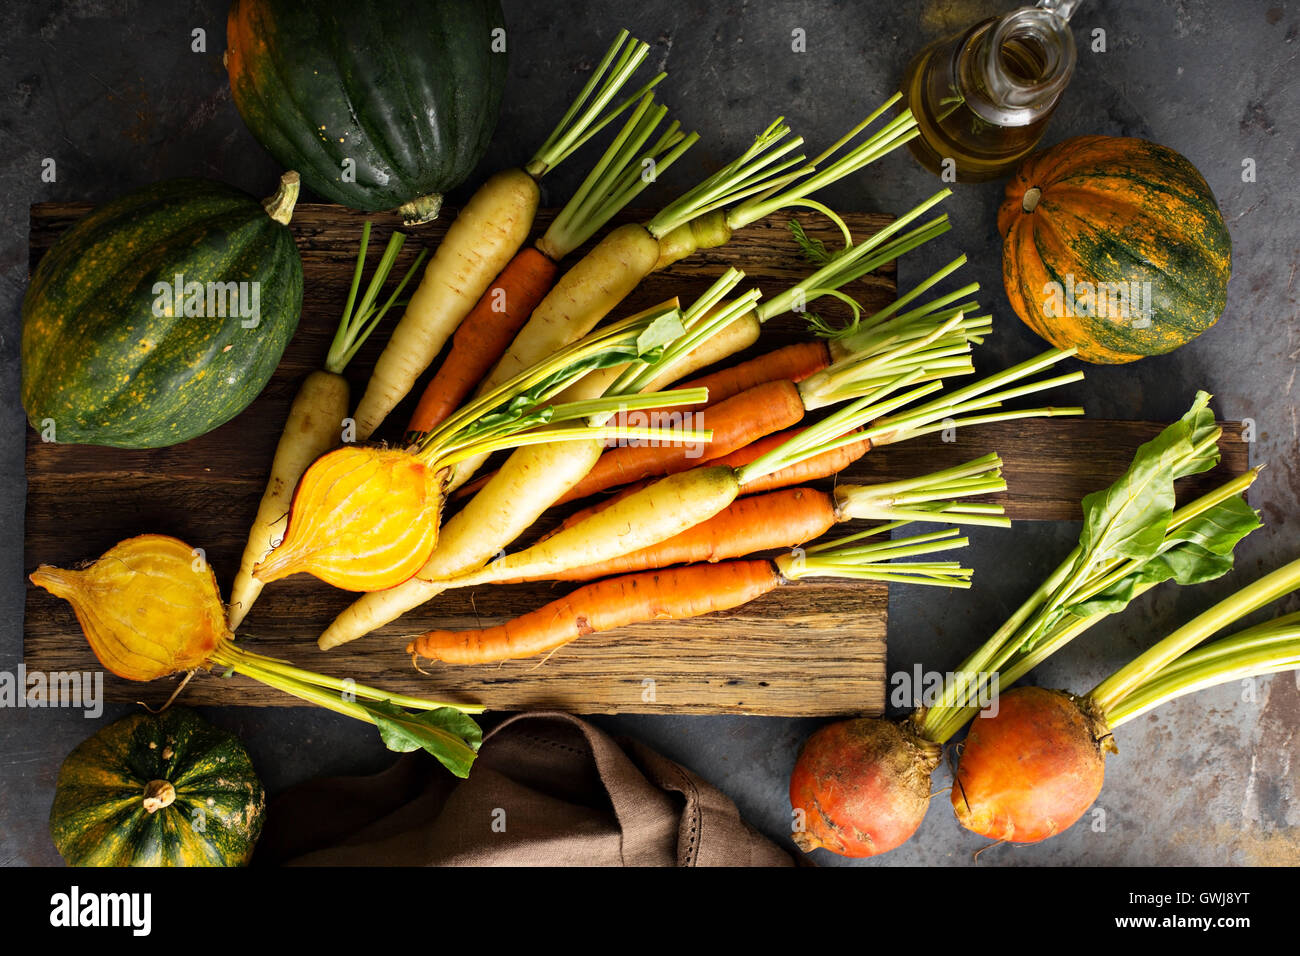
50, 708, 265, 867
999, 135, 1232, 364
22, 174, 303, 448
226, 0, 508, 223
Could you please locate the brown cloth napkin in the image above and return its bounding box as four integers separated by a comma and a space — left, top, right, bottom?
255, 711, 795, 867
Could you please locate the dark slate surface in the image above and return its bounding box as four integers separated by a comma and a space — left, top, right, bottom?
1, 0, 1297, 867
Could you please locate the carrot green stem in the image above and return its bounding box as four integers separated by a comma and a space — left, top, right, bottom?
799, 311, 982, 409
325, 224, 428, 374
417, 303, 683, 458
527, 30, 663, 177
759, 191, 952, 320
738, 373, 942, 483
543, 93, 695, 258
836, 254, 971, 336
731, 96, 919, 229
647, 118, 809, 237
771, 351, 1084, 483
431, 387, 712, 465
777, 525, 973, 588
867, 348, 1081, 442
551, 387, 711, 425
434, 422, 714, 468
609, 270, 760, 397
835, 454, 1011, 528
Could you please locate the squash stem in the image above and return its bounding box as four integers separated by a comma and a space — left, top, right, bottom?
397, 193, 443, 225
262, 171, 301, 225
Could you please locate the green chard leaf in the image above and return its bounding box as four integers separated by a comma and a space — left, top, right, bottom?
1066, 496, 1261, 620
1073, 391, 1220, 572
360, 701, 483, 778
636, 312, 686, 354
1163, 493, 1262, 555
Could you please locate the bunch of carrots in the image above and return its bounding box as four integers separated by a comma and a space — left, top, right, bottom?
35, 29, 1130, 783
218, 21, 1093, 663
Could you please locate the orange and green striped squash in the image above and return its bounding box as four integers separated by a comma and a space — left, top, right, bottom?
22, 175, 303, 447
998, 135, 1231, 364
50, 708, 265, 867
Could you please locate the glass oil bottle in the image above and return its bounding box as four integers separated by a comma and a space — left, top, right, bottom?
902, 0, 1081, 182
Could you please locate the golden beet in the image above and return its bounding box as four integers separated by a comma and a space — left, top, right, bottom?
30, 534, 227, 681
253, 445, 445, 592
952, 686, 1113, 843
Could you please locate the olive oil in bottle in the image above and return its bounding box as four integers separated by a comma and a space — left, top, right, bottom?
903, 1, 1080, 182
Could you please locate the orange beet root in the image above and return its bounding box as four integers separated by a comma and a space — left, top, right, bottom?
789, 717, 941, 858
254, 445, 445, 592
952, 686, 1114, 844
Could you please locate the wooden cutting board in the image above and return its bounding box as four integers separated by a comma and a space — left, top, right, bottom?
22, 203, 1250, 717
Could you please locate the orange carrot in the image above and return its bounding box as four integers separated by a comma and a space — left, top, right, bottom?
734, 430, 873, 493
452, 344, 837, 499
543, 428, 871, 539
407, 559, 780, 664
513, 488, 836, 582
556, 378, 806, 504
611, 340, 831, 433
406, 247, 559, 437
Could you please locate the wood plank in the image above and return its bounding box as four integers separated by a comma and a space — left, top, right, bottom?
20, 201, 1253, 717
23, 202, 895, 717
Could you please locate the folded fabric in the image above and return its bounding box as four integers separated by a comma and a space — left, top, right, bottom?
256, 710, 794, 867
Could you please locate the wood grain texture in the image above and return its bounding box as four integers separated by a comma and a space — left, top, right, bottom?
24, 203, 896, 717
22, 203, 1252, 716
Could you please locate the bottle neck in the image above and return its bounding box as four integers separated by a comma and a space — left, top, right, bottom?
957, 8, 1076, 127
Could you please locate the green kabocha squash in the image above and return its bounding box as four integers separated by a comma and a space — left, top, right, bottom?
50, 707, 266, 867
999, 135, 1231, 364
22, 174, 303, 448
226, 0, 507, 223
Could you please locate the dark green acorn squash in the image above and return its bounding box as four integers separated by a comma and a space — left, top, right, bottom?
22, 174, 303, 448
226, 0, 507, 223
50, 708, 266, 867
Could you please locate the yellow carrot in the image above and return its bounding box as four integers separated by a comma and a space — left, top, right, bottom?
350, 169, 539, 440
228, 371, 348, 629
